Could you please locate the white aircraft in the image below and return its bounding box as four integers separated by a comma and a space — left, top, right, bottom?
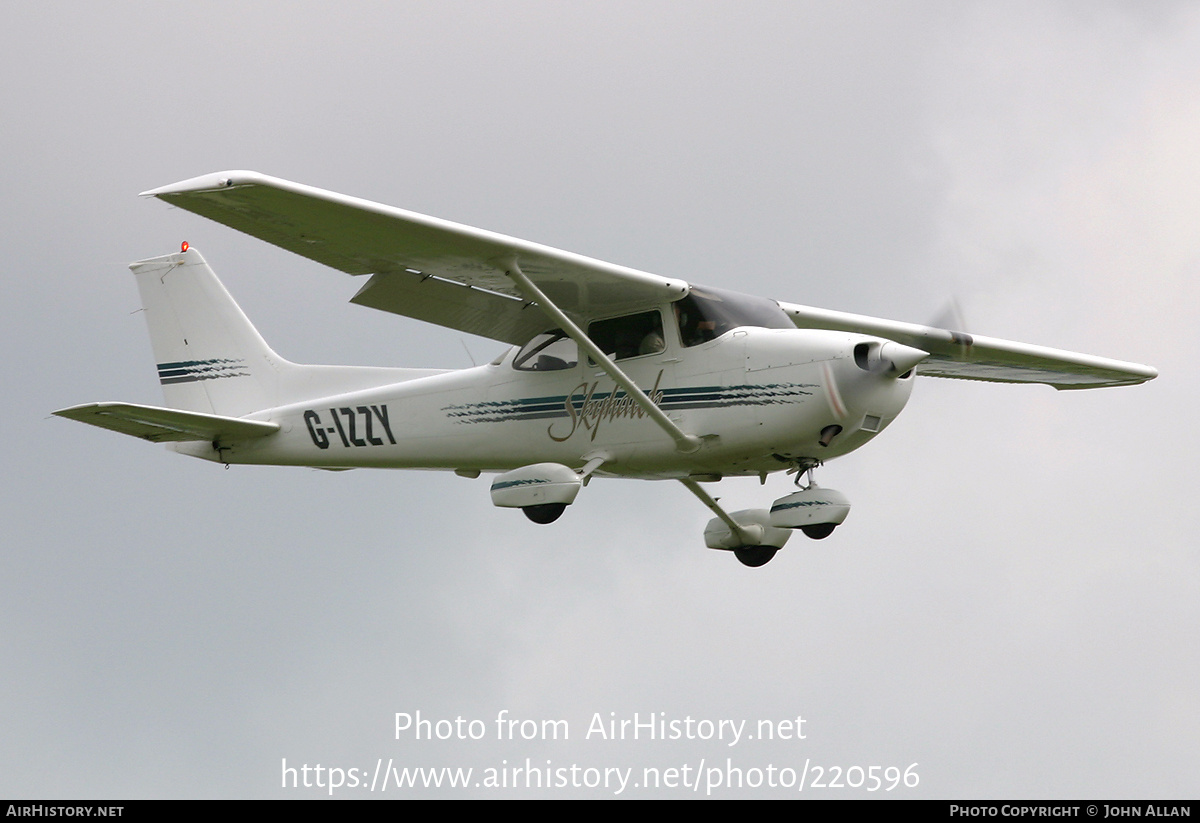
55, 172, 1157, 566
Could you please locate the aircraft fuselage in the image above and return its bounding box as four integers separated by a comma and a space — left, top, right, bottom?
180, 325, 916, 479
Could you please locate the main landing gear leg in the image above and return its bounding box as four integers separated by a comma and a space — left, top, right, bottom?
680, 478, 787, 568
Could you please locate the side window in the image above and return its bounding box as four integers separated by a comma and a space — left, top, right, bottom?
587, 310, 665, 361
513, 330, 579, 372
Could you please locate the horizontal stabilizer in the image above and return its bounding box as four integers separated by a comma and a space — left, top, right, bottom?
53, 402, 279, 443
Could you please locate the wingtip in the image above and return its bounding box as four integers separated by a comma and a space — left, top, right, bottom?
139, 170, 266, 198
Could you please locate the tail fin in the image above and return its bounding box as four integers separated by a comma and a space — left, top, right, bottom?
132, 247, 287, 417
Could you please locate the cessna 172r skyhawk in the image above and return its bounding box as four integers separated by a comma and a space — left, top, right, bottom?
55, 172, 1157, 566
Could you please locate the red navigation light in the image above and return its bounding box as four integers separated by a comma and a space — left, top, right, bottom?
181, 241, 189, 252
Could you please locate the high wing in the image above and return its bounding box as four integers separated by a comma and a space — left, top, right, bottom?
779, 302, 1156, 389
142, 171, 1155, 389
142, 171, 687, 345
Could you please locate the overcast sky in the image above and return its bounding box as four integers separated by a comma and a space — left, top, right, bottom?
2, 1, 1196, 798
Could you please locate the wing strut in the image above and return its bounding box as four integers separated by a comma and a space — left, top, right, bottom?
678, 478, 763, 546
504, 261, 702, 454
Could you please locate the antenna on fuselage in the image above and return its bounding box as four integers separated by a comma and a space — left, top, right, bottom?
459, 338, 477, 367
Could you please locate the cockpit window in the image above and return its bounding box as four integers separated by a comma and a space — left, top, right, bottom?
587, 310, 665, 362
513, 330, 579, 372
674, 285, 793, 347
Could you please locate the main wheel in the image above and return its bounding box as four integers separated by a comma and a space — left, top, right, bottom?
801, 523, 837, 540
734, 546, 778, 567
523, 503, 567, 524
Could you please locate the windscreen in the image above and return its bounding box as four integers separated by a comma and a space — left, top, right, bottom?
674, 285, 793, 346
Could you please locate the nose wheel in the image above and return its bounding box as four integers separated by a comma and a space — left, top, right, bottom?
782, 463, 844, 540
800, 522, 836, 540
